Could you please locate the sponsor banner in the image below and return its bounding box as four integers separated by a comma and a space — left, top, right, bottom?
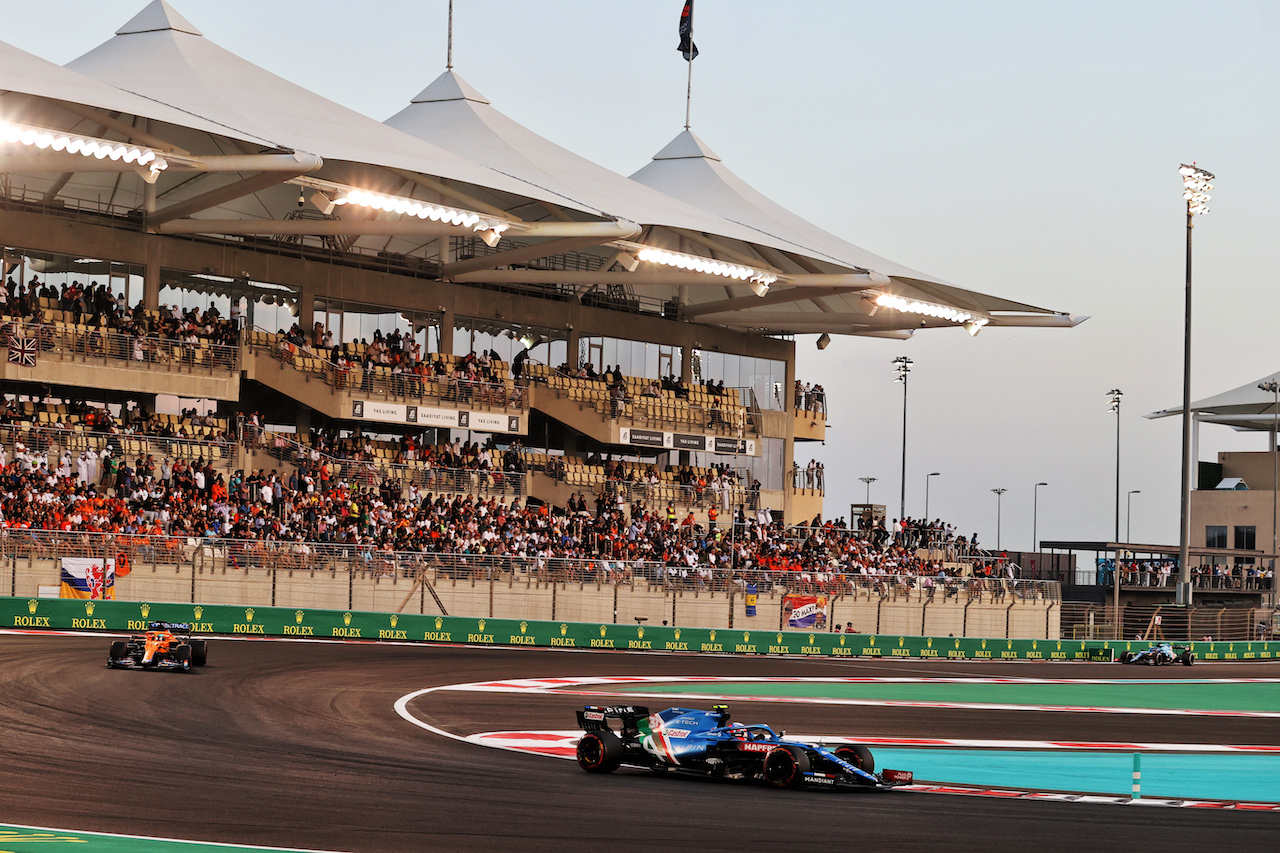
351, 401, 523, 434
620, 427, 668, 448
620, 428, 756, 456
1, 598, 1275, 663
59, 558, 115, 600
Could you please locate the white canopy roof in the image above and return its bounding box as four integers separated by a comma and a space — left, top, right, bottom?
64, 1, 601, 214
1147, 370, 1280, 432
387, 71, 1080, 336
0, 34, 272, 146
632, 130, 1076, 323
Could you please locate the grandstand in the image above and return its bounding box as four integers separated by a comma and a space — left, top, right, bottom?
0, 2, 1082, 628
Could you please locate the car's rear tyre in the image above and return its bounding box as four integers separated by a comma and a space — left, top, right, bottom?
1119, 652, 1132, 664
834, 744, 875, 775
763, 745, 809, 789
1181, 651, 1194, 666
190, 640, 208, 667
174, 644, 193, 673
108, 640, 127, 666
576, 731, 624, 773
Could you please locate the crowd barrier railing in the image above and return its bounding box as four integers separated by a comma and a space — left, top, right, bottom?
0, 529, 1059, 604
252, 338, 524, 412
1, 320, 239, 373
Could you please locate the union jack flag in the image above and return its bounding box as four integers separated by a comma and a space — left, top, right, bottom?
7, 336, 37, 367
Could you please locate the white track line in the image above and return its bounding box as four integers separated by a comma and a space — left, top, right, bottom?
394, 686, 1280, 811
0, 822, 350, 852
435, 675, 1280, 719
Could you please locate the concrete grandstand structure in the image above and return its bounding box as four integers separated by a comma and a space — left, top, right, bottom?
0, 2, 1083, 627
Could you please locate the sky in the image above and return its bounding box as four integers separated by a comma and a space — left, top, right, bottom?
6, 0, 1280, 551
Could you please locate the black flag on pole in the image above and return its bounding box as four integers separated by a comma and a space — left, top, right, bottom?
678, 0, 699, 61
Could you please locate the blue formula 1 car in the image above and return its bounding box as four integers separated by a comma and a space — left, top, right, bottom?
575, 704, 912, 791
1119, 643, 1194, 666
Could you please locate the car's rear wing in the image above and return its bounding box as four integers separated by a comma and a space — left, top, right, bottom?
576, 705, 650, 733
147, 621, 192, 633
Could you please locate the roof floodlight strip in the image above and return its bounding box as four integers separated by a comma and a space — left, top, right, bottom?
289, 177, 510, 237
0, 120, 167, 176
633, 246, 778, 286
875, 292, 987, 326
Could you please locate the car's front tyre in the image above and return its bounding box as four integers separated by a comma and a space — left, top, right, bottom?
1119, 652, 1132, 664
834, 744, 875, 775
173, 644, 193, 673
576, 731, 624, 773
190, 640, 208, 667
107, 640, 127, 667
763, 745, 809, 789
1180, 651, 1194, 666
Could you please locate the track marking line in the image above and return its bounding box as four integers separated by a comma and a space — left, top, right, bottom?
0, 822, 350, 852
437, 675, 1280, 718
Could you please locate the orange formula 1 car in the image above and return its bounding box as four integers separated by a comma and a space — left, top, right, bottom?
107, 622, 208, 672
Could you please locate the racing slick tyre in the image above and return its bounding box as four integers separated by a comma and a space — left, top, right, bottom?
1119, 652, 1133, 664
576, 731, 624, 773
834, 745, 875, 774
763, 745, 810, 789
190, 640, 208, 667
173, 644, 193, 673
1181, 651, 1195, 666
107, 640, 127, 667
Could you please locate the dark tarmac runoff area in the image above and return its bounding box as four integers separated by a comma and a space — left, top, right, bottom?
0, 633, 1276, 853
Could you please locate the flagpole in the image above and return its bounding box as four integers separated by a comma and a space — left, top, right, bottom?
446, 0, 454, 70
684, 56, 693, 131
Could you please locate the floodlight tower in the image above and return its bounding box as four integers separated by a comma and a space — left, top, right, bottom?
1177, 164, 1213, 606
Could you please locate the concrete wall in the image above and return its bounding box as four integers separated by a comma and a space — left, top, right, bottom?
7, 558, 1059, 639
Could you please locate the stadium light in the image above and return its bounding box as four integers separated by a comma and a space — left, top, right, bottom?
875, 292, 988, 327
1108, 388, 1123, 543
291, 177, 510, 238
0, 119, 167, 181
892, 355, 913, 521
1259, 380, 1279, 574
633, 245, 778, 287
991, 488, 1008, 550
1177, 163, 1213, 606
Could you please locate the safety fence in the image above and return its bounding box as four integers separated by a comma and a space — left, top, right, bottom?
0, 529, 1059, 600
1060, 602, 1277, 642
5, 596, 1274, 662
1, 529, 1060, 635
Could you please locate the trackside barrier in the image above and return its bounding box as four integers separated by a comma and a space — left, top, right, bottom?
3, 597, 1277, 661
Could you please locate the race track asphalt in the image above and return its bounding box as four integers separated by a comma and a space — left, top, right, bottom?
0, 634, 1276, 853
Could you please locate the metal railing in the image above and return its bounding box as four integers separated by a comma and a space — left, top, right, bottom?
0, 320, 239, 373
1091, 562, 1274, 592
0, 528, 1059, 600
537, 381, 759, 436
253, 337, 525, 412
0, 423, 235, 467
256, 430, 526, 498
1060, 602, 1276, 642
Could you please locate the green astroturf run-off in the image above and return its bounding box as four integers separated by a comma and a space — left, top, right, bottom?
609, 679, 1280, 712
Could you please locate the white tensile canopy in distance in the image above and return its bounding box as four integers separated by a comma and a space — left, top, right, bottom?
1148, 370, 1280, 432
